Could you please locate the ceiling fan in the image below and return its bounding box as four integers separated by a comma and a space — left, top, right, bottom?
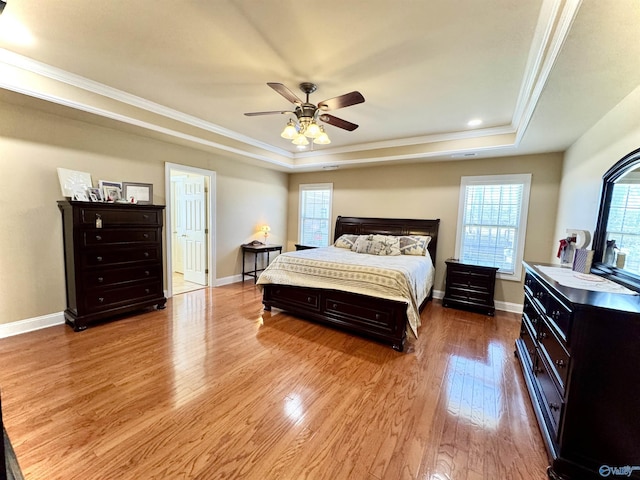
244, 82, 365, 145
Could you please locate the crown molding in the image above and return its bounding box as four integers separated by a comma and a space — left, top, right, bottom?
0, 0, 581, 170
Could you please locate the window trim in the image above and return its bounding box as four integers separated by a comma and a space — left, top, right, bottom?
298, 183, 333, 247
454, 173, 532, 282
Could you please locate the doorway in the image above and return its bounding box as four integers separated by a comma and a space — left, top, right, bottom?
165, 163, 216, 297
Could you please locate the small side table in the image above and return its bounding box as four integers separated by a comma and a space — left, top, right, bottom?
242, 244, 282, 283
442, 259, 498, 316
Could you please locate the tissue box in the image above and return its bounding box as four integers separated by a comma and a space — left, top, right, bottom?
572, 248, 594, 273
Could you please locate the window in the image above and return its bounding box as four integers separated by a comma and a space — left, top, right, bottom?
299, 183, 333, 247
606, 181, 640, 273
455, 174, 531, 281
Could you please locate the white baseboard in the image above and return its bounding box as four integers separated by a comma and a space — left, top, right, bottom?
0, 312, 65, 339
215, 274, 244, 286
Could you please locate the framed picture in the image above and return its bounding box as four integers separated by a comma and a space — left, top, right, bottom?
103, 186, 122, 202
122, 182, 153, 205
98, 179, 122, 191
88, 187, 103, 202
73, 189, 90, 202
57, 168, 92, 197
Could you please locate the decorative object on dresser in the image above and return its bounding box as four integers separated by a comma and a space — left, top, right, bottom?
259, 216, 440, 352
241, 243, 282, 283
442, 259, 498, 316
57, 201, 167, 331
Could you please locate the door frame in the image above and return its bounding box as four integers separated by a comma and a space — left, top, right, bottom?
165, 162, 217, 297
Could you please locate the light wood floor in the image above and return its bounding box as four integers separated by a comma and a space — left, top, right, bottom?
0, 283, 549, 480
172, 272, 206, 295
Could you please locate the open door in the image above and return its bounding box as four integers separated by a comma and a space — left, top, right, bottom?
183, 175, 207, 285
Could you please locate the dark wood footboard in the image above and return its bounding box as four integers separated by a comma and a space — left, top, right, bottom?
262, 284, 411, 351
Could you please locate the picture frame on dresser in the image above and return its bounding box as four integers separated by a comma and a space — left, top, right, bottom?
122, 182, 153, 204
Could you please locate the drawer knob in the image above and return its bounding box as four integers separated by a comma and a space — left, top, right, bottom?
95, 235, 102, 241
549, 402, 560, 411
145, 288, 150, 294
144, 252, 150, 258
555, 359, 567, 368
540, 332, 548, 339
96, 256, 103, 262
332, 303, 337, 309
97, 277, 104, 283
307, 296, 313, 303
375, 313, 381, 320
98, 297, 104, 303
145, 270, 150, 276
143, 214, 149, 219
143, 233, 149, 239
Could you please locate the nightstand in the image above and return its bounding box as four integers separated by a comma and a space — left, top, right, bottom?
442, 259, 498, 316
241, 244, 282, 283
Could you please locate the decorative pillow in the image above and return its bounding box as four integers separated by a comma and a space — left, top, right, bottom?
334, 234, 359, 249
353, 234, 401, 256
398, 235, 432, 256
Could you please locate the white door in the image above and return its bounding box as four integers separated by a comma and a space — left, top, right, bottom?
172, 179, 186, 274
183, 175, 207, 285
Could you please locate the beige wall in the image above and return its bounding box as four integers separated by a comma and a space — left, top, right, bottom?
0, 99, 288, 326
288, 153, 563, 306
553, 85, 640, 259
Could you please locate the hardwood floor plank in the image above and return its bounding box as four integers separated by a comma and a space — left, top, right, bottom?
0, 282, 550, 479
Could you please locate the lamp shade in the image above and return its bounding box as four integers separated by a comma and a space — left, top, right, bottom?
281, 120, 297, 139
292, 133, 309, 146
313, 126, 331, 144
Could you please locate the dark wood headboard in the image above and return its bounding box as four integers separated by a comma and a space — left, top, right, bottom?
334, 216, 440, 264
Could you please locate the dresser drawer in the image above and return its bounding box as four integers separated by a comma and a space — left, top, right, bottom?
79, 208, 161, 227
535, 352, 564, 438
83, 281, 163, 312
523, 296, 541, 336
83, 265, 162, 288
83, 228, 159, 246
544, 293, 572, 341
519, 315, 537, 369
539, 320, 570, 393
82, 246, 161, 267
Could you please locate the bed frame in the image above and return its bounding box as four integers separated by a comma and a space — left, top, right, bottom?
261, 216, 440, 351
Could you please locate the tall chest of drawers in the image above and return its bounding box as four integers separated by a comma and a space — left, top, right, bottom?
516, 262, 640, 480
58, 201, 167, 331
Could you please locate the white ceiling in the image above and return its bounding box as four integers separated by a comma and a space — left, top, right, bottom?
1, 0, 639, 171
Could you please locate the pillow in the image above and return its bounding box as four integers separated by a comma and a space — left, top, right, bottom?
398, 235, 431, 256
353, 234, 401, 256
334, 234, 359, 249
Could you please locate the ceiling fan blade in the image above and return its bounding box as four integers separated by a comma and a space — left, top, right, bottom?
244, 110, 294, 116
267, 82, 303, 105
318, 91, 365, 111
319, 114, 359, 131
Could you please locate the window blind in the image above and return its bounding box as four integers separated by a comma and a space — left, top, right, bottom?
299, 184, 332, 247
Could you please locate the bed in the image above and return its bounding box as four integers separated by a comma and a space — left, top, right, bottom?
257, 216, 440, 351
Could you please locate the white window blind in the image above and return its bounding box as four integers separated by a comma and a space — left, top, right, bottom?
606, 182, 640, 273
299, 183, 333, 247
455, 174, 531, 281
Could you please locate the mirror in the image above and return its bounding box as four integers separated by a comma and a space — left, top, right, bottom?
592, 147, 640, 290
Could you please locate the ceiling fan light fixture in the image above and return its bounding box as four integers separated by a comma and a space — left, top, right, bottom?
313, 126, 331, 144
280, 119, 297, 139
292, 133, 309, 146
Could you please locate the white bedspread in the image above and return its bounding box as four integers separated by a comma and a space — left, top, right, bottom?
256, 246, 435, 338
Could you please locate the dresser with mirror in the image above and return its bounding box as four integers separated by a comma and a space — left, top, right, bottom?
516, 147, 640, 480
